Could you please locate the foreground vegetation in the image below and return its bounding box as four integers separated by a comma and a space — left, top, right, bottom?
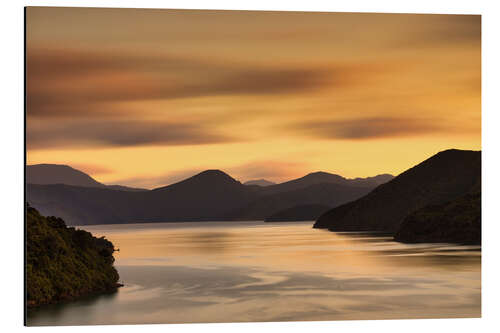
394, 192, 481, 245
26, 204, 120, 307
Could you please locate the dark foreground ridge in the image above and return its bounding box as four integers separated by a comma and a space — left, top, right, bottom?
26, 204, 120, 308
314, 149, 481, 243
394, 192, 481, 245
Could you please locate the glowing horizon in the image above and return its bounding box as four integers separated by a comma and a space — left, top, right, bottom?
26, 8, 481, 189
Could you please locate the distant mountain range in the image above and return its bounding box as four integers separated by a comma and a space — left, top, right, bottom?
314, 149, 481, 244
229, 182, 374, 220
27, 149, 481, 243
26, 164, 393, 225
244, 179, 276, 186
27, 164, 147, 191
261, 172, 394, 195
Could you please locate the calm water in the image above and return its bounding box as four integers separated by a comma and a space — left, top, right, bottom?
27, 221, 481, 326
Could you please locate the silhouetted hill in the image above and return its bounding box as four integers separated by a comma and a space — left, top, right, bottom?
244, 179, 276, 186
27, 164, 104, 187
143, 170, 260, 221
228, 182, 374, 220
314, 149, 481, 233
263, 172, 394, 195
27, 164, 146, 191
153, 169, 240, 191
26, 204, 120, 307
27, 184, 140, 225
27, 170, 260, 225
265, 204, 331, 222
394, 192, 481, 244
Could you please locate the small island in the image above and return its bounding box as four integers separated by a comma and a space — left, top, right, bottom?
26, 204, 121, 307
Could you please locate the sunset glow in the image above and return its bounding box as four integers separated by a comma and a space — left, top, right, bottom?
26, 8, 481, 188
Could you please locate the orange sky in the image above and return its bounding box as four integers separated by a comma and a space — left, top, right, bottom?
26, 7, 481, 189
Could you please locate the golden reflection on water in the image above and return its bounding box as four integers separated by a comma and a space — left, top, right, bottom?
27, 221, 480, 326
87, 221, 480, 276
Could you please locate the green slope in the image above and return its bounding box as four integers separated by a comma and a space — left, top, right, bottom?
394, 192, 481, 244
26, 204, 120, 307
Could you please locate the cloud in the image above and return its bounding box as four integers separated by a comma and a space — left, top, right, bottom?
385, 14, 480, 49
433, 15, 481, 43
288, 117, 442, 140
26, 47, 334, 118
27, 119, 235, 150
26, 47, 359, 150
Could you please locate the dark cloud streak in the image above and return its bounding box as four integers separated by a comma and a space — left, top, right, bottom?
27, 119, 235, 150
27, 47, 335, 118
290, 117, 442, 140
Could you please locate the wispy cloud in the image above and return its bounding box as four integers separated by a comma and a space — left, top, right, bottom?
288, 117, 444, 140
25, 8, 481, 184
27, 119, 235, 149
27, 47, 335, 118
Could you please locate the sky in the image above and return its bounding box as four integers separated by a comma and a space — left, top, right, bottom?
26, 7, 481, 189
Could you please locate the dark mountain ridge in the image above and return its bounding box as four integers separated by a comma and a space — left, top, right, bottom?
142, 170, 260, 221
263, 172, 394, 195
28, 167, 393, 226
229, 182, 374, 220
27, 183, 141, 225
27, 164, 104, 188
314, 149, 481, 233
27, 164, 146, 192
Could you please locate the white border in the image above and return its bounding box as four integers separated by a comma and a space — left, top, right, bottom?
15, 0, 485, 14
3, 1, 500, 332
